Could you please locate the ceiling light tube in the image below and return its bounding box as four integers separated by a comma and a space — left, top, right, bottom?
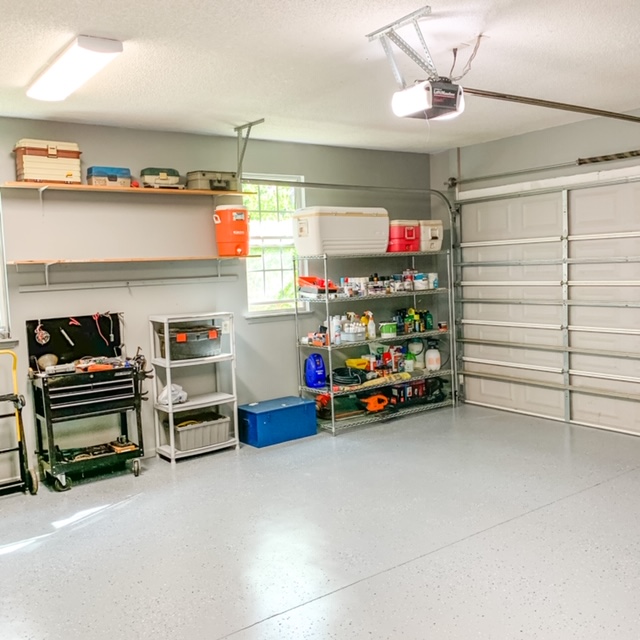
27, 35, 123, 102
392, 80, 465, 120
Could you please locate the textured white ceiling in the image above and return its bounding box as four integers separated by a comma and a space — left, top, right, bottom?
1, 0, 639, 153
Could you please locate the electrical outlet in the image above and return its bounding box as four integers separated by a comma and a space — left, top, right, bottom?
221, 320, 230, 334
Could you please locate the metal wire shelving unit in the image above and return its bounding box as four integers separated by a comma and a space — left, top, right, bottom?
294, 251, 457, 435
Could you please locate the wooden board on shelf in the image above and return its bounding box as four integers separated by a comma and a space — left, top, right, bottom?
2, 181, 246, 197
6, 256, 257, 266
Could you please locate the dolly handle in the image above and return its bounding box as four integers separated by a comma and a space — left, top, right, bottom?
0, 350, 19, 396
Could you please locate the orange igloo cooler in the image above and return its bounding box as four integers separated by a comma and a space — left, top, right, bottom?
213, 205, 250, 256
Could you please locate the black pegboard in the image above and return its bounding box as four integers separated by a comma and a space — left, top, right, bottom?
25, 313, 123, 367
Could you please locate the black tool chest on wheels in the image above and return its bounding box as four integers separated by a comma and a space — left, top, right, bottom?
31, 366, 144, 491
26, 313, 146, 491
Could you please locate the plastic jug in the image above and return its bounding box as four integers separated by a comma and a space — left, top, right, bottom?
426, 340, 441, 372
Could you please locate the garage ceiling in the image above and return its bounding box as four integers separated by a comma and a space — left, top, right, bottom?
1, 0, 639, 153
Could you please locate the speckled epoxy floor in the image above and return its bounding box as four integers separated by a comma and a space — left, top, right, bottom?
2, 404, 640, 639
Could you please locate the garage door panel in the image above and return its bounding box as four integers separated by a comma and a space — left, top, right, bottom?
461, 284, 561, 301
571, 395, 640, 434
463, 302, 563, 324
569, 306, 639, 331
465, 343, 563, 368
465, 377, 565, 418
568, 284, 639, 303
569, 184, 634, 233
569, 237, 640, 259
463, 324, 563, 347
461, 193, 562, 242
570, 331, 640, 354
569, 262, 640, 281
463, 264, 561, 281
571, 353, 640, 378
466, 361, 563, 386
569, 375, 639, 396
462, 242, 562, 264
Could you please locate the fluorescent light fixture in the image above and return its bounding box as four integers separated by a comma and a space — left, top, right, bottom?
27, 35, 123, 101
392, 79, 465, 120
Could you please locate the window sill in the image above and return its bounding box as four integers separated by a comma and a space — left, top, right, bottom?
0, 337, 19, 348
243, 310, 313, 324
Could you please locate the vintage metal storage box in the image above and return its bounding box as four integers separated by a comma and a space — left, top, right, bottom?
186, 170, 238, 191
420, 220, 444, 252
159, 324, 221, 360
140, 167, 181, 187
292, 206, 389, 256
238, 396, 316, 447
14, 138, 82, 183
87, 166, 132, 187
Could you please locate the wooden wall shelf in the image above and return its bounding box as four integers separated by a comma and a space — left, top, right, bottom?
1, 181, 244, 197
7, 256, 257, 266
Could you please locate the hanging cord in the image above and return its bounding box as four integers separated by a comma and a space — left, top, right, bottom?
92, 312, 109, 346
450, 35, 483, 81
448, 48, 459, 79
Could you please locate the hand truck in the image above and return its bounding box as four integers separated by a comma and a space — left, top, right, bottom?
0, 350, 38, 496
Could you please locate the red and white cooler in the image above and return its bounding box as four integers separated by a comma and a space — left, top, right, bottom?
387, 220, 420, 252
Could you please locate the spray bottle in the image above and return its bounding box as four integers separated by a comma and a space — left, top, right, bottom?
364, 310, 376, 340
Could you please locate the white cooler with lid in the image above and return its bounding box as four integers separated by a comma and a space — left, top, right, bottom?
293, 206, 389, 256
419, 220, 444, 252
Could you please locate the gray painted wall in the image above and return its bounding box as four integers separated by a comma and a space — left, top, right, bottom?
431, 111, 640, 191
0, 117, 429, 477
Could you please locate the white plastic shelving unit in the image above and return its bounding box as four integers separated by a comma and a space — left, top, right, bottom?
149, 312, 239, 463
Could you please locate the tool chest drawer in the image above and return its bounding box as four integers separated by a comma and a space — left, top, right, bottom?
33, 370, 137, 420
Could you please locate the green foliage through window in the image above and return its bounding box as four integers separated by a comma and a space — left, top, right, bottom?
243, 175, 304, 313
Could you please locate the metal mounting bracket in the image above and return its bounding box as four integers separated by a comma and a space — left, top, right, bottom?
366, 5, 440, 87
234, 119, 265, 186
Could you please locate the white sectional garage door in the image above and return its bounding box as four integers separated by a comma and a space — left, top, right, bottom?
457, 179, 640, 435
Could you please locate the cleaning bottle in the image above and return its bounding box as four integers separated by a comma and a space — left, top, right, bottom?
365, 310, 376, 340
425, 310, 434, 330
426, 339, 441, 372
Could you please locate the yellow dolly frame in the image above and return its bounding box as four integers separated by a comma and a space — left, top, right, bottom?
0, 350, 37, 496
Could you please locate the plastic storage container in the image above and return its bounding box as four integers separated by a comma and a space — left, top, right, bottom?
186, 170, 237, 191
419, 220, 444, 252
164, 411, 230, 451
238, 396, 316, 447
159, 325, 221, 360
388, 220, 420, 252
140, 167, 181, 187
14, 138, 82, 183
87, 166, 132, 187
214, 205, 249, 256
293, 207, 389, 256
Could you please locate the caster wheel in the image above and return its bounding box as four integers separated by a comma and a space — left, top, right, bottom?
52, 476, 72, 492
28, 469, 39, 495
132, 459, 141, 477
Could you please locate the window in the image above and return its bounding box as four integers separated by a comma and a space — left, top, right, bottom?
242, 174, 305, 314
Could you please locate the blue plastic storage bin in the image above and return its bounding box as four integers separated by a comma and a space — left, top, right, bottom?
238, 396, 316, 448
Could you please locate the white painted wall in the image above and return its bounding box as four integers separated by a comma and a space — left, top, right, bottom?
0, 117, 429, 478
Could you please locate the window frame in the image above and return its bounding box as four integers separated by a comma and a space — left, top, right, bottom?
242, 173, 305, 316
